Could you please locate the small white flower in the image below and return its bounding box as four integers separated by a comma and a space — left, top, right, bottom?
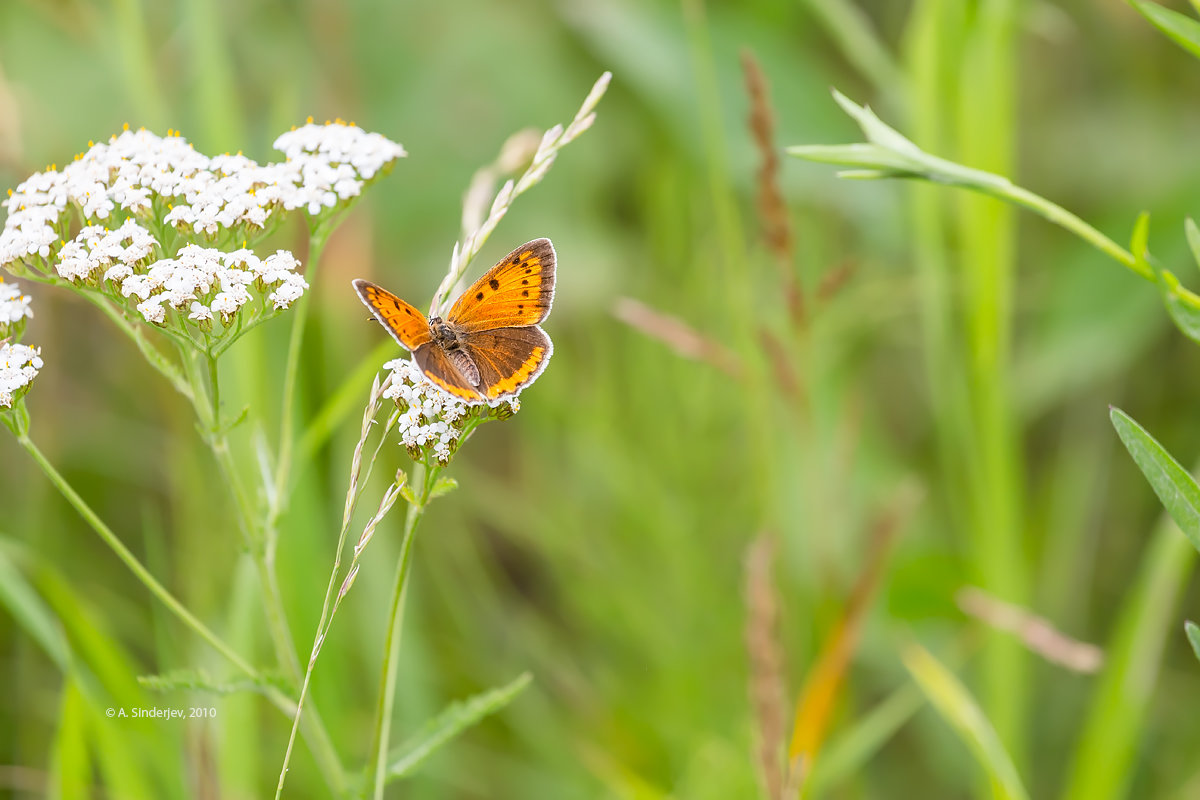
103, 264, 133, 283
211, 291, 242, 319
136, 295, 168, 324
121, 274, 154, 300
188, 301, 213, 322
0, 280, 34, 324
0, 341, 42, 408
268, 273, 307, 309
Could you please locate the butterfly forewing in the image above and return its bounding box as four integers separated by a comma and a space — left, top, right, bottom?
446, 239, 555, 332
461, 326, 553, 400
353, 279, 433, 350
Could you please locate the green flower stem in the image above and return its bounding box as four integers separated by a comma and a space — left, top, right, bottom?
184, 348, 346, 794
275, 404, 401, 800
15, 432, 294, 715
270, 227, 332, 532
983, 183, 1145, 279
367, 461, 436, 800
81, 291, 195, 401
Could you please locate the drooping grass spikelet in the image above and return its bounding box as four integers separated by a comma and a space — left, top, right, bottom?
613, 296, 744, 378
957, 588, 1103, 674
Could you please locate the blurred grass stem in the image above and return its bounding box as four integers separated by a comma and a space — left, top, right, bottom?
14, 433, 295, 712
276, 380, 400, 799
367, 461, 436, 800
180, 337, 347, 793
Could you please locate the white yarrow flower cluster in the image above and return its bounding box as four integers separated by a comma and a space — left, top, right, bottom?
0, 342, 42, 409
383, 359, 470, 464
381, 358, 520, 464
0, 280, 33, 325
0, 123, 406, 270
49, 218, 308, 326
56, 218, 159, 283
272, 121, 408, 215
124, 243, 308, 325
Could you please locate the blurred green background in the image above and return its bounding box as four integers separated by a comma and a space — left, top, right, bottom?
3, 0, 1200, 797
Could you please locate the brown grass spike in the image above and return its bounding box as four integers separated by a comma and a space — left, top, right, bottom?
741, 50, 802, 326
745, 534, 788, 800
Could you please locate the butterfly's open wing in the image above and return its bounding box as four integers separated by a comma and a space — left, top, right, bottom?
353, 279, 432, 351
446, 239, 555, 332
413, 343, 485, 402
461, 325, 553, 401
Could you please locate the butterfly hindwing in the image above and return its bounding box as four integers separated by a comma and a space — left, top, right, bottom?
446, 238, 555, 332
413, 343, 485, 402
461, 325, 553, 401
353, 279, 432, 351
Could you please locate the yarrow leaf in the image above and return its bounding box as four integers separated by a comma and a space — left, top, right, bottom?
381, 672, 533, 785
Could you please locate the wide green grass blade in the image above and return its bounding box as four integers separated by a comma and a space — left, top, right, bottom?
901, 643, 1030, 800
1110, 407, 1200, 554
1129, 0, 1200, 60
48, 677, 92, 800
0, 542, 70, 669
1061, 521, 1196, 800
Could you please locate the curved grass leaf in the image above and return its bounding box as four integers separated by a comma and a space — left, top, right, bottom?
1110, 407, 1200, 554
1061, 523, 1195, 800
901, 643, 1029, 800
384, 672, 533, 784
1129, 0, 1200, 60
1186, 621, 1200, 662
0, 543, 70, 669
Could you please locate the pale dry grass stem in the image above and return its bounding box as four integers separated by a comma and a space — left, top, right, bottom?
957, 587, 1103, 674
613, 296, 745, 378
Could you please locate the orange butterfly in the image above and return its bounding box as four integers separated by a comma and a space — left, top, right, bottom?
353, 239, 555, 403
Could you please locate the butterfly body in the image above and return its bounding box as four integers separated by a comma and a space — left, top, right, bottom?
354, 239, 556, 404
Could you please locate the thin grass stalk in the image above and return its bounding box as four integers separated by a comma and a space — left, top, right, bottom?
275, 377, 399, 799
182, 343, 346, 793
14, 434, 295, 715
270, 228, 332, 539
367, 461, 434, 800
109, 0, 168, 131
431, 73, 610, 314
183, 0, 245, 151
